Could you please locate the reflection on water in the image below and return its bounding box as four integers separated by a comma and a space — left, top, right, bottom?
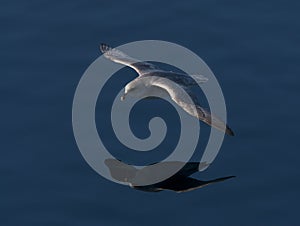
105, 158, 235, 192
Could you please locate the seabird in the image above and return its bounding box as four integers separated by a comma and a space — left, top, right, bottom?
100, 43, 234, 136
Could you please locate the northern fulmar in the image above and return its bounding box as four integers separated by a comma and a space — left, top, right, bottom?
100, 43, 234, 136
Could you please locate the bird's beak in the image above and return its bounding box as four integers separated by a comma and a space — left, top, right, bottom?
121, 93, 126, 101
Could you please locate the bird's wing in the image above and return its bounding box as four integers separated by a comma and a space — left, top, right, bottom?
159, 176, 235, 192
151, 77, 234, 135
100, 43, 159, 76
142, 71, 208, 87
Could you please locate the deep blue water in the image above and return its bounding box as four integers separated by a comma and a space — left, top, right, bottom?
1, 0, 300, 225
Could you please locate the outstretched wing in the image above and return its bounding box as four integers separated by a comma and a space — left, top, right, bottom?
100, 43, 159, 76
151, 77, 234, 136
142, 71, 208, 87
100, 44, 208, 85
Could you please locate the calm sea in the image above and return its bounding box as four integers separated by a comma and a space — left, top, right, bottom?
1, 0, 300, 225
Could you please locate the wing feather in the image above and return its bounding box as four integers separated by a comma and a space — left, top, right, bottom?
100, 43, 159, 75
151, 77, 234, 136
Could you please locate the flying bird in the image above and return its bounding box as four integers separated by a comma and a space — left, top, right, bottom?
105, 159, 235, 193
100, 43, 234, 136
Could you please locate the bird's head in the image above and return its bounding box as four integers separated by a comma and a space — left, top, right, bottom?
121, 79, 147, 101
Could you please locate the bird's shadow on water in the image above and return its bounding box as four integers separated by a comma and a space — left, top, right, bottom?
104, 158, 235, 193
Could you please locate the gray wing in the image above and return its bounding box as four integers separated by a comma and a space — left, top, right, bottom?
100, 44, 208, 86
151, 77, 234, 136
142, 71, 208, 87
100, 43, 159, 76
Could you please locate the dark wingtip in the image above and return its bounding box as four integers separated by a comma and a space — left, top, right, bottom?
226, 126, 235, 136
100, 43, 111, 53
